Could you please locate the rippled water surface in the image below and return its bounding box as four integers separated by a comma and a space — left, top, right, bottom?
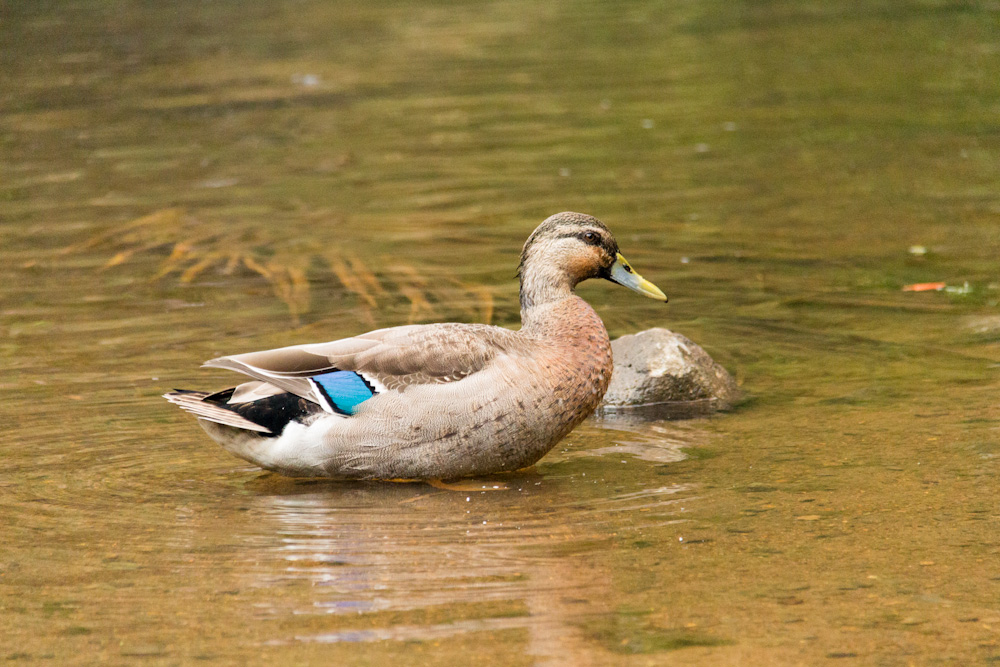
3, 0, 1000, 664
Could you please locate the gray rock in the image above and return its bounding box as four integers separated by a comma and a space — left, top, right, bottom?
599, 328, 741, 418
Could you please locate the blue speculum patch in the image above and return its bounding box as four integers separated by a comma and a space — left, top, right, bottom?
311, 370, 375, 415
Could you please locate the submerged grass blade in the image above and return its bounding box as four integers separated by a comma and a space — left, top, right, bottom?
329, 254, 379, 308
179, 253, 223, 283
59, 208, 187, 255
392, 263, 437, 323
459, 283, 494, 325
348, 254, 386, 298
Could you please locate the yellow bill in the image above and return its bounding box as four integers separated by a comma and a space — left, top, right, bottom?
609, 253, 667, 302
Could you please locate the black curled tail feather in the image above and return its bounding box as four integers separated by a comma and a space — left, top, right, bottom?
164, 389, 324, 436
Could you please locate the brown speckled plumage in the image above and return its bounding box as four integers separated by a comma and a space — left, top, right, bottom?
164, 212, 666, 479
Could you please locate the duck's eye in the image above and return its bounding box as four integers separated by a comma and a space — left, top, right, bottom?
583, 231, 598, 243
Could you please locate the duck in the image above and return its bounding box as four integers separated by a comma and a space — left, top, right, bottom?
164, 212, 667, 480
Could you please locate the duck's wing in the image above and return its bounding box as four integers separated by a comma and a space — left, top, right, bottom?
202, 323, 520, 414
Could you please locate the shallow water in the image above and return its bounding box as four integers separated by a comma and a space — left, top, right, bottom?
3, 0, 1000, 664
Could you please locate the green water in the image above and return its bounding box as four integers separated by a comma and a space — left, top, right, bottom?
3, 0, 999, 663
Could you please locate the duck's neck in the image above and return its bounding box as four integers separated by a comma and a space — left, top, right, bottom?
519, 277, 609, 342
518, 260, 579, 332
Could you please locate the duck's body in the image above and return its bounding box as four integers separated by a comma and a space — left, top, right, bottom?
165, 212, 666, 479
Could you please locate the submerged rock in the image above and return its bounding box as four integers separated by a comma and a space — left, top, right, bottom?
599, 328, 741, 419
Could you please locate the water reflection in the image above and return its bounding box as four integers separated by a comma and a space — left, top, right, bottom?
239, 421, 700, 662
573, 415, 705, 464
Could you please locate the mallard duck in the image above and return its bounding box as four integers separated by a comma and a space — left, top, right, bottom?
165, 212, 667, 479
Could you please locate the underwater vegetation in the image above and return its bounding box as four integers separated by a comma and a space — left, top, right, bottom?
61, 208, 496, 327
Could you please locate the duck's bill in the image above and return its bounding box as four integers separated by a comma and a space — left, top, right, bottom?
609, 253, 668, 302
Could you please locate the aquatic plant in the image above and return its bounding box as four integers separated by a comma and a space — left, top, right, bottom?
62, 208, 495, 327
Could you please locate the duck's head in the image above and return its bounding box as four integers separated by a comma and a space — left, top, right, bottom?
518, 212, 667, 309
